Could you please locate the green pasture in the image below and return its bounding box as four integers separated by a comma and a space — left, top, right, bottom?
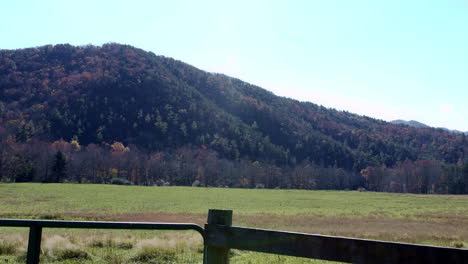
0, 183, 466, 220
0, 183, 466, 263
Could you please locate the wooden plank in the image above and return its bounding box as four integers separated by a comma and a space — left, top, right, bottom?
0, 219, 205, 238
26, 225, 42, 264
203, 210, 232, 264
205, 224, 468, 264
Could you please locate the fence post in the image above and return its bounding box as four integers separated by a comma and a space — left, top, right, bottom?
26, 224, 42, 264
204, 209, 232, 264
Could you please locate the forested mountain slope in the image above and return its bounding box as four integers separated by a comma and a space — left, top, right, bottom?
0, 44, 466, 192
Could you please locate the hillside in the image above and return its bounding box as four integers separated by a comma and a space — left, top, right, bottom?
0, 44, 467, 192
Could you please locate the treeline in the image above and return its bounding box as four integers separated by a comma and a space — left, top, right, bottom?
1, 132, 467, 193
362, 160, 468, 194
0, 134, 360, 189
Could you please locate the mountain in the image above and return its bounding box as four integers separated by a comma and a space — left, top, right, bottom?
1, 43, 467, 173
390, 120, 430, 128
392, 120, 467, 134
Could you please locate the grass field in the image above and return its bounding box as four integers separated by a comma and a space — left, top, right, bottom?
0, 183, 467, 263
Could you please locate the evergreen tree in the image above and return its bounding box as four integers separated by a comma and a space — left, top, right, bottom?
464, 163, 468, 193
51, 151, 67, 183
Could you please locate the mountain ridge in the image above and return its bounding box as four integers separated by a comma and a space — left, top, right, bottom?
390, 120, 430, 128
391, 119, 467, 134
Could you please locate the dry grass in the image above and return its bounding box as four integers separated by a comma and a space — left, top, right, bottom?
105, 212, 468, 247
130, 233, 202, 263
135, 232, 203, 252
0, 235, 25, 255
0, 232, 203, 263
236, 214, 468, 246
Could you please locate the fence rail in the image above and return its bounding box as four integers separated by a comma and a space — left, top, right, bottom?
1, 210, 467, 264
205, 224, 467, 264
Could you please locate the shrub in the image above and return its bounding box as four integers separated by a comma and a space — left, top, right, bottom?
0, 241, 17, 255
116, 241, 134, 249
451, 241, 464, 248
111, 178, 132, 185
37, 215, 63, 220
103, 250, 124, 264
88, 237, 133, 250
55, 248, 90, 261
89, 239, 105, 248
131, 247, 176, 262
15, 252, 27, 262
192, 180, 201, 187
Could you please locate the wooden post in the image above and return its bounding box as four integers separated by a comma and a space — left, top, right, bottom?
204, 209, 232, 264
26, 224, 42, 264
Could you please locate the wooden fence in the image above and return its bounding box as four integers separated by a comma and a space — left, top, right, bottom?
1, 209, 467, 263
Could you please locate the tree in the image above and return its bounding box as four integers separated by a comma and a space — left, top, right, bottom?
13, 154, 34, 182
463, 163, 468, 193
0, 102, 4, 117
0, 135, 15, 181
51, 151, 67, 183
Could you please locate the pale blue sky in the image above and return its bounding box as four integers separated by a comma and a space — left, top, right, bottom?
2, 0, 467, 131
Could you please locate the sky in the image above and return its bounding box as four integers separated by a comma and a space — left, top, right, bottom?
1, 0, 467, 131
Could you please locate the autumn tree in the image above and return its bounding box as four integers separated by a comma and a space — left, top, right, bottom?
13, 154, 34, 182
